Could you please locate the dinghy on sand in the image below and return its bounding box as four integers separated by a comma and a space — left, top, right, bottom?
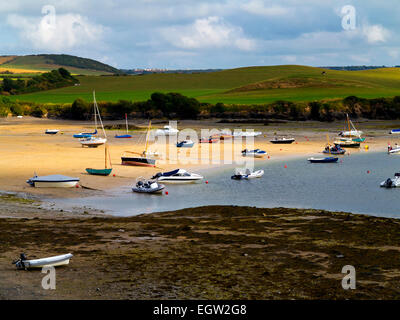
13, 253, 73, 270
27, 174, 80, 188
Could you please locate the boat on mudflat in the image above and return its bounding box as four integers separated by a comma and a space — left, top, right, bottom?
73, 129, 97, 139
389, 129, 400, 134
45, 129, 59, 135
13, 253, 73, 270
241, 149, 267, 158
177, 140, 194, 148
26, 174, 80, 188
199, 137, 218, 143
270, 137, 295, 144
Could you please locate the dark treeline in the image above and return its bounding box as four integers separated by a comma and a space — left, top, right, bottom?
0, 68, 78, 95
4, 92, 400, 121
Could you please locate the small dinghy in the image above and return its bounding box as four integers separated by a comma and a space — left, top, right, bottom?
27, 174, 80, 188
13, 253, 73, 270
155, 125, 179, 136
132, 178, 165, 194
199, 137, 219, 143
80, 136, 107, 148
380, 173, 400, 188
334, 138, 360, 148
231, 168, 264, 180
45, 129, 59, 135
177, 140, 194, 148
308, 157, 338, 163
389, 129, 400, 134
152, 169, 203, 183
241, 149, 267, 158
270, 137, 295, 144
233, 131, 262, 137
323, 145, 346, 155
73, 129, 97, 139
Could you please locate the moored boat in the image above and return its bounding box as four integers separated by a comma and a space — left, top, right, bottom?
115, 113, 132, 138
241, 149, 267, 158
45, 129, 59, 135
80, 136, 107, 148
155, 125, 179, 136
231, 168, 264, 180
73, 129, 97, 138
389, 129, 400, 134
152, 169, 203, 183
334, 138, 360, 148
86, 145, 113, 176
323, 145, 346, 155
26, 174, 80, 188
177, 140, 194, 148
270, 137, 295, 144
13, 253, 73, 270
380, 173, 400, 188
132, 178, 165, 194
199, 137, 219, 143
308, 157, 338, 163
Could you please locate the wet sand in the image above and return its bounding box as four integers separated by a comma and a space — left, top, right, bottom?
0, 117, 394, 199
1, 194, 400, 299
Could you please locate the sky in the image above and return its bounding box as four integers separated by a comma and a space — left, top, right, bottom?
1, 0, 399, 69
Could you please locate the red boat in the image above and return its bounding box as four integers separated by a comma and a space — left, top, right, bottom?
199, 137, 219, 143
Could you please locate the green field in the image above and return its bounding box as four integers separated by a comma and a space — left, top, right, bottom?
8, 65, 400, 105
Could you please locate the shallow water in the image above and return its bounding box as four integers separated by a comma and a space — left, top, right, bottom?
48, 150, 400, 218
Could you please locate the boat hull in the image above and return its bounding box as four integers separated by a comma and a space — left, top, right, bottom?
80, 138, 107, 147
308, 157, 338, 163
115, 134, 132, 138
31, 181, 79, 188
85, 168, 112, 176
157, 177, 203, 183
23, 254, 73, 269
270, 139, 295, 144
121, 157, 156, 167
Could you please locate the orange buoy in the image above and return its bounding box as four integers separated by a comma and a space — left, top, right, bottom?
284, 165, 287, 168
367, 170, 370, 174
165, 191, 169, 195
205, 181, 209, 184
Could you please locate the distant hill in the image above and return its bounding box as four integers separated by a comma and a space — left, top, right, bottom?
0, 54, 122, 75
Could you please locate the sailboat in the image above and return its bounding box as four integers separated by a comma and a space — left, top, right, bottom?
121, 120, 156, 167
85, 144, 113, 176
115, 113, 132, 138
337, 114, 365, 142
80, 91, 107, 148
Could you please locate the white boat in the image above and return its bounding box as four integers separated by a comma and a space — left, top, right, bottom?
233, 131, 262, 137
155, 125, 179, 136
380, 173, 400, 188
177, 140, 194, 148
80, 91, 107, 148
231, 168, 264, 180
152, 169, 203, 183
388, 145, 400, 154
241, 149, 267, 158
13, 253, 73, 270
338, 114, 364, 140
26, 174, 80, 188
132, 178, 165, 193
45, 129, 59, 135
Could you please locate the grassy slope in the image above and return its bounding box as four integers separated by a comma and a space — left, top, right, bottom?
9, 65, 400, 104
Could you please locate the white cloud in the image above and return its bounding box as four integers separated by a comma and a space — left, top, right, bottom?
362, 24, 390, 44
161, 16, 256, 51
7, 12, 105, 51
242, 0, 289, 17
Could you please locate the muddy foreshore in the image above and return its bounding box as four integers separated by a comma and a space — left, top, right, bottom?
1, 194, 400, 300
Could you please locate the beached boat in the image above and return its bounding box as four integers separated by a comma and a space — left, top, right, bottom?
334, 138, 360, 148
86, 144, 113, 176
241, 149, 267, 158
323, 145, 346, 155
233, 131, 262, 137
79, 92, 107, 148
380, 173, 400, 188
308, 157, 338, 163
338, 114, 365, 142
26, 174, 80, 188
389, 129, 400, 134
115, 114, 132, 138
45, 129, 59, 135
199, 137, 219, 143
121, 121, 157, 167
177, 140, 194, 148
270, 137, 295, 144
152, 169, 203, 183
231, 168, 264, 180
132, 178, 165, 194
155, 125, 179, 136
73, 129, 97, 139
13, 253, 73, 270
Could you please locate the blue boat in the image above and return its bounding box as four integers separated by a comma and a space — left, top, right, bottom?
177, 140, 194, 148
308, 157, 339, 163
73, 129, 97, 138
115, 134, 132, 138
390, 129, 400, 134
322, 145, 346, 155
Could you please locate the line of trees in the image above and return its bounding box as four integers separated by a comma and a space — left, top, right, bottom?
5, 93, 400, 121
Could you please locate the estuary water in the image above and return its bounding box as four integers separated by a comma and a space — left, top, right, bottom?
48, 150, 400, 218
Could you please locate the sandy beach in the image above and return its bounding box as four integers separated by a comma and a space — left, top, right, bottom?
0, 116, 395, 199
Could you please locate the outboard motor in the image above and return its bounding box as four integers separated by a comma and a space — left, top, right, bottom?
151, 172, 162, 179
12, 253, 28, 270
385, 178, 393, 188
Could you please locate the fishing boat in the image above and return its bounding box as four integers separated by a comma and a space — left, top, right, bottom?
121, 121, 157, 167
270, 137, 295, 144
155, 125, 179, 136
241, 149, 267, 158
389, 129, 400, 134
80, 91, 107, 148
13, 253, 73, 270
380, 173, 400, 188
334, 138, 360, 148
199, 137, 219, 143
177, 140, 194, 148
132, 178, 165, 194
26, 174, 80, 188
152, 169, 203, 183
231, 168, 264, 180
45, 129, 59, 135
86, 144, 113, 176
308, 157, 338, 163
323, 145, 346, 155
73, 129, 97, 138
115, 113, 132, 138
338, 114, 365, 142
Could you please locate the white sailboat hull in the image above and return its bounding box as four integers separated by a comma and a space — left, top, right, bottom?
23, 254, 73, 269
33, 181, 79, 188
80, 138, 107, 147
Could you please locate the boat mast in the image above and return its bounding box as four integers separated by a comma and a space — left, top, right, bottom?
144, 120, 151, 155
93, 91, 107, 138
125, 113, 128, 134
